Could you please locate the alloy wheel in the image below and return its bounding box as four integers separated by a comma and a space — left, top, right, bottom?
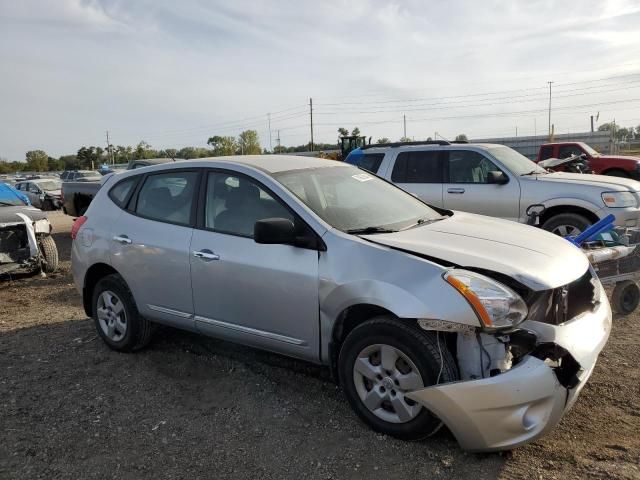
96, 290, 127, 342
552, 224, 582, 237
352, 344, 425, 424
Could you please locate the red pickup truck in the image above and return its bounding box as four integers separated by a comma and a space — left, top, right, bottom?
536, 142, 640, 179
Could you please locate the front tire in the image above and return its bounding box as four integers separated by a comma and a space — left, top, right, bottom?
38, 235, 59, 273
92, 274, 153, 352
338, 316, 458, 440
542, 213, 592, 237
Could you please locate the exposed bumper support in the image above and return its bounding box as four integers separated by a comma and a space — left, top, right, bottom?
407, 284, 611, 452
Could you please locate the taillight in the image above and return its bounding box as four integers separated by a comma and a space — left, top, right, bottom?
71, 216, 87, 240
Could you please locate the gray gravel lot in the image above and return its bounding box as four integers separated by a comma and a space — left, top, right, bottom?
1, 211, 639, 479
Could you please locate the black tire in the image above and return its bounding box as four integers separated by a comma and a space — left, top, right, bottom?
92, 274, 153, 352
338, 316, 458, 441
611, 280, 640, 315
542, 213, 592, 237
604, 169, 630, 178
41, 199, 53, 211
38, 235, 59, 273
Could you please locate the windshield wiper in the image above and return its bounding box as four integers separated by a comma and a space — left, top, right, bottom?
401, 216, 446, 230
521, 170, 546, 176
0, 201, 18, 206
346, 226, 398, 235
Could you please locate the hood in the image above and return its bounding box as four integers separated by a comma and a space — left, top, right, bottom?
529, 171, 640, 191
44, 189, 62, 197
362, 212, 589, 291
0, 206, 48, 225
597, 154, 640, 162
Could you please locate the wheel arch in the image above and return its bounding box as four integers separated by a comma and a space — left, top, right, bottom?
601, 168, 630, 177
328, 304, 401, 382
82, 263, 121, 316
539, 204, 600, 227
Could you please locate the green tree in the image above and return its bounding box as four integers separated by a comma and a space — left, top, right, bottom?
351, 127, 361, 136
25, 150, 48, 171
58, 154, 79, 170
207, 135, 238, 156
133, 141, 157, 160
237, 130, 261, 155
338, 127, 349, 137
399, 136, 412, 142
164, 148, 178, 159
376, 137, 390, 144
455, 134, 468, 142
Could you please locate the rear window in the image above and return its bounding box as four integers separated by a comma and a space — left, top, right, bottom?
109, 177, 139, 208
353, 153, 384, 174
539, 146, 554, 160
391, 151, 442, 183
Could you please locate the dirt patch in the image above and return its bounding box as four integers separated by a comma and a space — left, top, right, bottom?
1, 212, 639, 479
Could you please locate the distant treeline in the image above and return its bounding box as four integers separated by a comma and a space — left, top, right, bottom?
0, 129, 339, 173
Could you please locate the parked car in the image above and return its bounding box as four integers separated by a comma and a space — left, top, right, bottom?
14, 178, 63, 210
537, 142, 640, 178
346, 141, 640, 237
60, 170, 101, 182
71, 155, 610, 452
0, 182, 59, 275
62, 159, 177, 217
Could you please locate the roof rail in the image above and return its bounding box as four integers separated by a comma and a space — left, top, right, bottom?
361, 140, 451, 150
450, 140, 469, 144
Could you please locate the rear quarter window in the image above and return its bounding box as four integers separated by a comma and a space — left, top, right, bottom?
353, 153, 385, 174
108, 177, 139, 208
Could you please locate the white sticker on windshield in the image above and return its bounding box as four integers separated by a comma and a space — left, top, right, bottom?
352, 173, 373, 182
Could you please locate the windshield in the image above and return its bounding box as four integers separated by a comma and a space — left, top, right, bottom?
274, 166, 443, 232
37, 180, 61, 191
578, 142, 599, 156
488, 145, 547, 175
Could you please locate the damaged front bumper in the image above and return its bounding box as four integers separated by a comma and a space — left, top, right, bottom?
406, 283, 612, 452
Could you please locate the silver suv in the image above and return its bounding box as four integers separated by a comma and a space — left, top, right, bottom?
347, 141, 640, 236
71, 155, 611, 452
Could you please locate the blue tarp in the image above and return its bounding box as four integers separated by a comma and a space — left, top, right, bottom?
0, 182, 30, 206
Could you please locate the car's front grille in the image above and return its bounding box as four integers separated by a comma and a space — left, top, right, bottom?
527, 269, 597, 325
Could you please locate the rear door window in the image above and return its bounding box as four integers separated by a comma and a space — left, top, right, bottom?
134, 171, 199, 226
391, 151, 442, 183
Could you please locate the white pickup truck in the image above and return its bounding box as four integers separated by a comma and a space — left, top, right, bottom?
346, 141, 640, 236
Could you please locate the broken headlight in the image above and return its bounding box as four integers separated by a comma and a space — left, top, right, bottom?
444, 269, 528, 330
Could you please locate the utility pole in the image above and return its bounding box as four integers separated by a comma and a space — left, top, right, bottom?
105, 130, 113, 164
590, 115, 594, 133
309, 97, 314, 152
515, 126, 518, 138
403, 114, 407, 139
547, 81, 554, 139
276, 129, 281, 152
267, 113, 272, 153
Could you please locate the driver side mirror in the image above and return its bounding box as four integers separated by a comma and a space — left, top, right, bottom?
487, 171, 509, 185
254, 218, 297, 245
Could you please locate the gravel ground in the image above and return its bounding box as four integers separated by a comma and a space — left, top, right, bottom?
1, 211, 639, 480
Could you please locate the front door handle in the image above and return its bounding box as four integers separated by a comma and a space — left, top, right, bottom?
193, 249, 220, 261
113, 235, 132, 245
447, 188, 465, 194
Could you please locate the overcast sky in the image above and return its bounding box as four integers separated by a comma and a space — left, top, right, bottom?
1, 0, 640, 160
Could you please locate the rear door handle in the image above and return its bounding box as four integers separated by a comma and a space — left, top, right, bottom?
193, 249, 220, 261
113, 235, 132, 245
447, 188, 465, 194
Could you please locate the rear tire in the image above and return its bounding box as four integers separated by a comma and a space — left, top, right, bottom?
38, 235, 59, 273
542, 213, 592, 237
92, 274, 153, 352
338, 316, 458, 440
